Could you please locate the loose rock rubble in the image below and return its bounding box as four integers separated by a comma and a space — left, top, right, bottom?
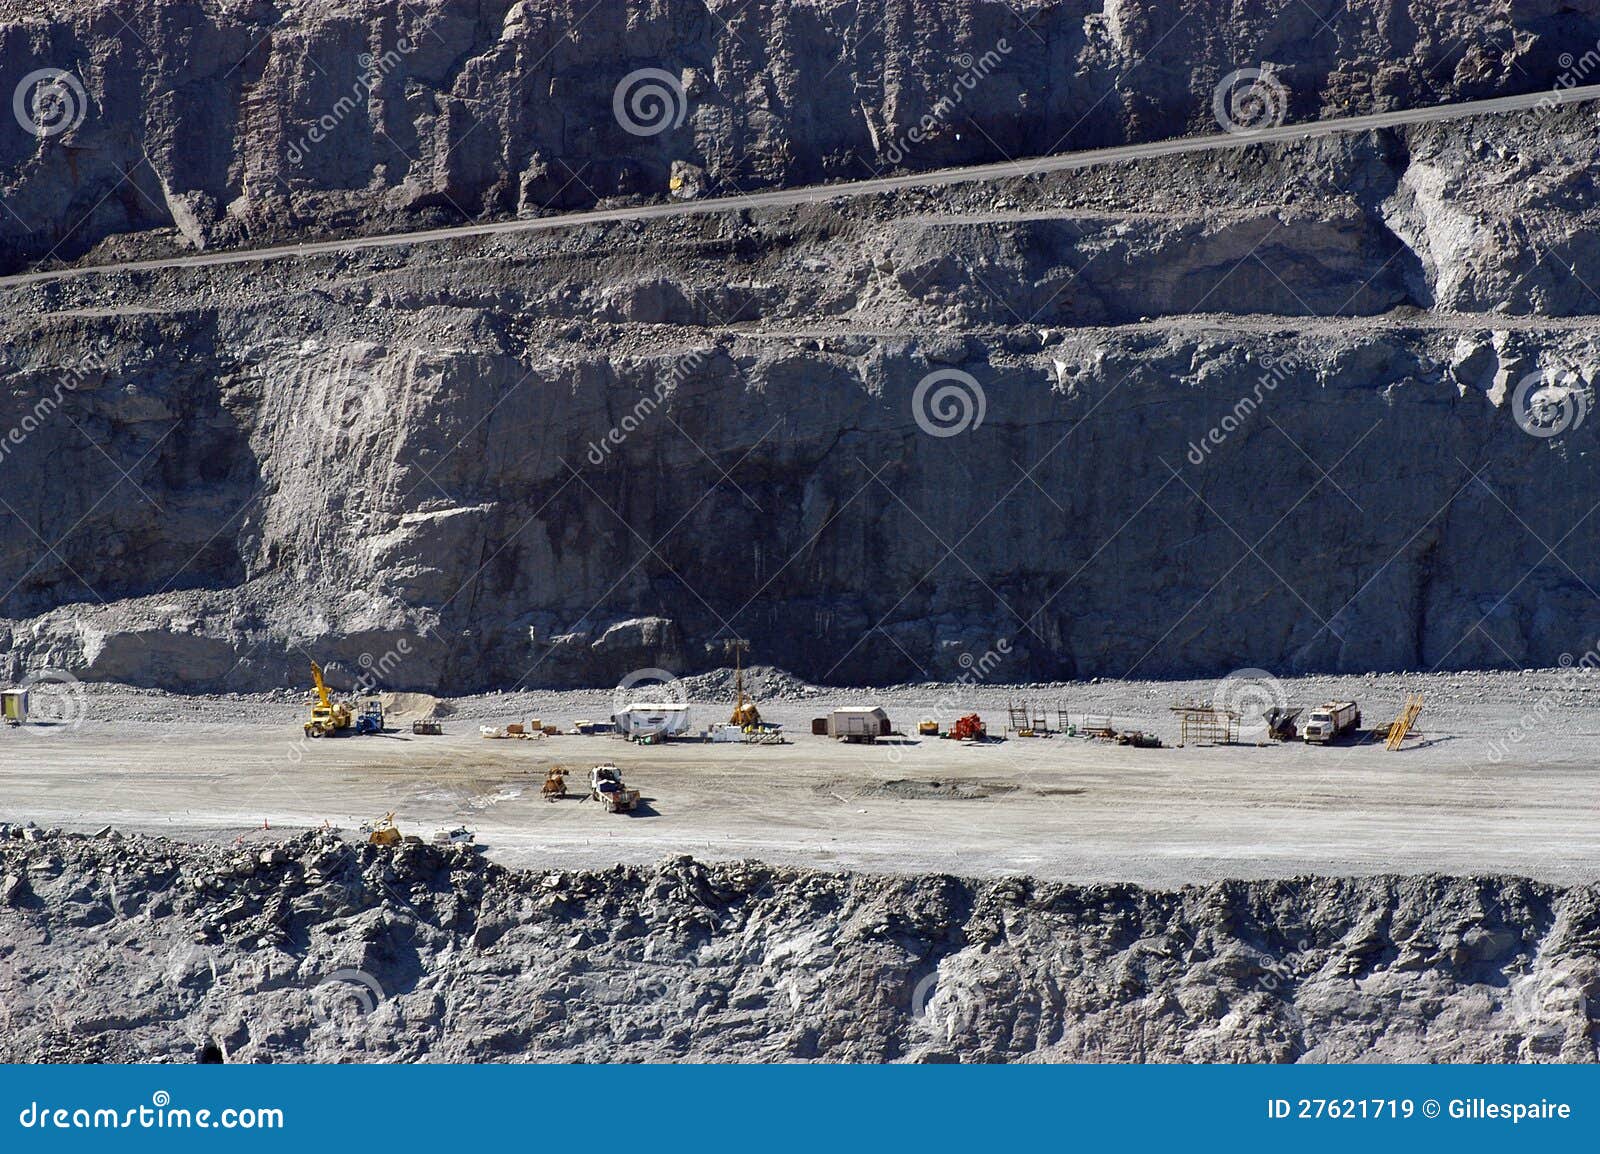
1, 828, 1595, 1063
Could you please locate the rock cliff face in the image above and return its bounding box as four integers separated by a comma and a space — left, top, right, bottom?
2, 829, 1596, 1063
2, 6, 1600, 691
1, 1, 1598, 267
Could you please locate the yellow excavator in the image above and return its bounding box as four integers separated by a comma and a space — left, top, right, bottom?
304, 661, 353, 738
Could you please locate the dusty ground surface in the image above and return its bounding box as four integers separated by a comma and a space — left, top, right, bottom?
3, 669, 1595, 887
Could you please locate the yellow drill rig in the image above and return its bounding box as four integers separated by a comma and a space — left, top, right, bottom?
727, 640, 761, 728
304, 661, 353, 738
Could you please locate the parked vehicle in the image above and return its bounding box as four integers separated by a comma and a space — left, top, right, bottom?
353, 696, 385, 735
589, 764, 640, 813
1303, 701, 1361, 744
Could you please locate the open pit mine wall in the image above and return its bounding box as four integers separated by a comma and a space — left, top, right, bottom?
4, 102, 1600, 692
2, 832, 1598, 1062
3, 0, 1600, 267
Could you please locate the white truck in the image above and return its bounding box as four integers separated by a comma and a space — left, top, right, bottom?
1303, 701, 1361, 744
589, 764, 640, 813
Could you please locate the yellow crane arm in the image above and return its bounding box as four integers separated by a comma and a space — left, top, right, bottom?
310, 661, 332, 710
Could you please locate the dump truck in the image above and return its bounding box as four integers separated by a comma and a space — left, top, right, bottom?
589, 764, 640, 813
1303, 701, 1361, 744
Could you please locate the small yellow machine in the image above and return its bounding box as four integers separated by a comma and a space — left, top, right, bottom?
542, 765, 569, 801
2, 689, 26, 726
364, 812, 402, 846
304, 661, 353, 738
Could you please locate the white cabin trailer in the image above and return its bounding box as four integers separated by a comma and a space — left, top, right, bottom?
826, 706, 891, 743
612, 702, 692, 739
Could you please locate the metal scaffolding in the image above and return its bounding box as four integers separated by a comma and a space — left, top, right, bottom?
1169, 704, 1239, 746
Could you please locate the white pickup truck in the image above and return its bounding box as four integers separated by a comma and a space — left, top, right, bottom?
1303, 701, 1361, 744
